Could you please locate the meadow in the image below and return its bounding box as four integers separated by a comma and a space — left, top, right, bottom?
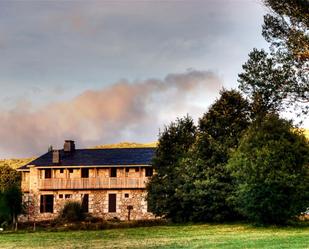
0, 223, 308, 249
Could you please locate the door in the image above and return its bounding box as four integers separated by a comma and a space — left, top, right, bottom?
108, 194, 116, 212
40, 195, 54, 213
82, 194, 89, 213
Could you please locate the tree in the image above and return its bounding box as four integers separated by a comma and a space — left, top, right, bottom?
178, 89, 251, 221
0, 192, 10, 225
238, 49, 296, 116
146, 115, 196, 221
239, 0, 308, 116
0, 164, 22, 230
228, 114, 309, 224
263, 0, 309, 62
2, 186, 22, 230
0, 164, 21, 192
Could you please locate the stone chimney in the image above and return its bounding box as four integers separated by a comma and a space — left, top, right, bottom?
64, 140, 75, 153
52, 150, 60, 164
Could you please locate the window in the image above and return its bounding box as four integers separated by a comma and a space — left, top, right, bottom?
40, 195, 54, 213
59, 194, 63, 199
135, 167, 139, 172
110, 168, 117, 177
81, 194, 89, 213
124, 193, 129, 198
44, 169, 52, 179
60, 169, 64, 174
81, 168, 89, 178
65, 194, 72, 199
145, 168, 153, 177
108, 194, 116, 212
69, 169, 74, 173
125, 168, 130, 173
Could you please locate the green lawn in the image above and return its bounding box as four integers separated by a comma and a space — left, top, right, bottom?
0, 223, 308, 249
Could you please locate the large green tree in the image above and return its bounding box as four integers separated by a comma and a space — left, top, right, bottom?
0, 164, 22, 230
239, 0, 308, 116
146, 115, 196, 221
0, 186, 23, 230
228, 114, 309, 224
178, 89, 251, 221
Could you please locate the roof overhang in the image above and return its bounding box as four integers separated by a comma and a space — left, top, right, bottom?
16, 164, 35, 172
35, 164, 152, 169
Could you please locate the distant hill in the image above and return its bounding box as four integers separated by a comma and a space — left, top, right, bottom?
0, 158, 35, 169
92, 142, 157, 149
304, 129, 309, 140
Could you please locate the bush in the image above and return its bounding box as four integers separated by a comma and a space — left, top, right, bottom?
58, 201, 84, 222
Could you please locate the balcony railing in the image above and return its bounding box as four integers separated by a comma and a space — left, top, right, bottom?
38, 177, 148, 190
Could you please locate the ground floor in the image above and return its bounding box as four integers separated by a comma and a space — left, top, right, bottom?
21, 189, 155, 222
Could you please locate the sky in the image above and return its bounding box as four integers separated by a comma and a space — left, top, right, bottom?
0, 0, 305, 158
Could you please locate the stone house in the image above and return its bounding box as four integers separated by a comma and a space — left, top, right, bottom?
17, 140, 156, 221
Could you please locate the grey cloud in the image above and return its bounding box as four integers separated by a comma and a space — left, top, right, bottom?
0, 70, 222, 158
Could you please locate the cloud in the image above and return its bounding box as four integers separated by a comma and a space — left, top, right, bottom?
0, 70, 222, 158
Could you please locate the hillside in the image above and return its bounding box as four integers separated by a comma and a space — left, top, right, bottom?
92, 141, 157, 149
0, 158, 35, 169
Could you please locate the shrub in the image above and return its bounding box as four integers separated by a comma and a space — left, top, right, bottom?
228, 114, 309, 224
58, 201, 84, 222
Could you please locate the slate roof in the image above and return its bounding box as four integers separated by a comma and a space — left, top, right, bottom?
18, 148, 156, 170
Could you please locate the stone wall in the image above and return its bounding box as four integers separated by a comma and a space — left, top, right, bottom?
90, 189, 154, 220
20, 189, 155, 222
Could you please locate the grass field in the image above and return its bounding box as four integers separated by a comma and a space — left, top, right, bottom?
0, 223, 308, 249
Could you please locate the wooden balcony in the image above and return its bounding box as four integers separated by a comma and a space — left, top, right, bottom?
38, 177, 148, 190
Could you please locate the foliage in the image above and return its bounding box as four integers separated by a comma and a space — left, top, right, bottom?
0, 165, 22, 229
228, 114, 309, 224
0, 192, 10, 225
178, 89, 251, 221
238, 49, 296, 116
263, 0, 309, 62
58, 201, 85, 222
146, 115, 196, 221
0, 164, 21, 192
0, 186, 23, 229
239, 0, 308, 116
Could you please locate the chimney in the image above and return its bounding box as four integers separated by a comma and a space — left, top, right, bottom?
52, 150, 60, 164
64, 140, 75, 153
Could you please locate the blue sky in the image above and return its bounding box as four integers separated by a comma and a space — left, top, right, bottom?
1, 0, 303, 158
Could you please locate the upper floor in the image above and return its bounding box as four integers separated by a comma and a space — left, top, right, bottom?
21, 166, 153, 192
